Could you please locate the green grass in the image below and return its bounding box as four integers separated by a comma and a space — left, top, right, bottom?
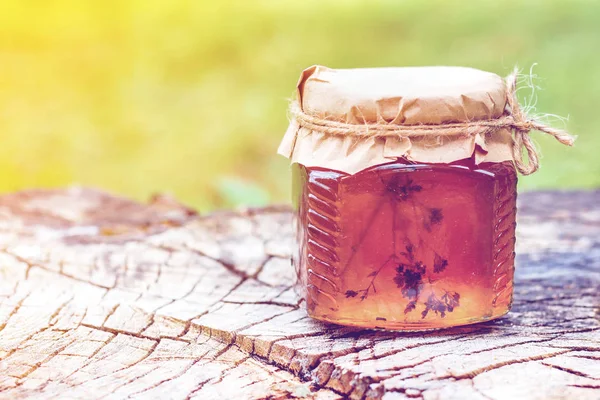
0, 0, 598, 210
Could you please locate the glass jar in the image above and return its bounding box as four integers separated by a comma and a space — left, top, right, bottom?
291, 157, 516, 330
279, 65, 571, 330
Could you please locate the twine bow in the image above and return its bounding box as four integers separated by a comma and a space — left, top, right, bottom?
289, 67, 575, 175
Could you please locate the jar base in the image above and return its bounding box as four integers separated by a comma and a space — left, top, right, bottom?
307, 307, 511, 332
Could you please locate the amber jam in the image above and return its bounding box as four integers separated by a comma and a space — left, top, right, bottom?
292, 157, 517, 330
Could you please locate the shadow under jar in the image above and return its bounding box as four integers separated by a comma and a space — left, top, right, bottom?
278, 65, 570, 330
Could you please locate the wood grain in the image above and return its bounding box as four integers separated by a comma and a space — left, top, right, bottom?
0, 188, 598, 399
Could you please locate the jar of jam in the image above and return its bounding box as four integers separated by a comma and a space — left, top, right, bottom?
278, 66, 574, 330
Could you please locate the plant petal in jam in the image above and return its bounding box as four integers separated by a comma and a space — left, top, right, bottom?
428, 208, 444, 225
433, 252, 449, 273
383, 176, 423, 201
393, 254, 426, 301
425, 208, 444, 231
442, 291, 460, 312
422, 291, 461, 319
404, 300, 417, 314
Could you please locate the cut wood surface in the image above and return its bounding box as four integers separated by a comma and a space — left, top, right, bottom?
0, 188, 598, 400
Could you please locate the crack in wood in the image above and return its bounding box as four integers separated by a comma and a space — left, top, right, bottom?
541, 361, 600, 380
451, 349, 573, 380
79, 323, 190, 344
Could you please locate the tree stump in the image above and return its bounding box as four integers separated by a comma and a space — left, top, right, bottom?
0, 188, 598, 399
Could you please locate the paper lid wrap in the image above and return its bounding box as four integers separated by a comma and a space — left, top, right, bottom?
278, 65, 515, 174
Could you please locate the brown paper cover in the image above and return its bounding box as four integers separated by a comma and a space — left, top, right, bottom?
278, 65, 514, 174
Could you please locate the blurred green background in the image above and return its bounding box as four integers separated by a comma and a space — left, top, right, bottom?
0, 0, 598, 211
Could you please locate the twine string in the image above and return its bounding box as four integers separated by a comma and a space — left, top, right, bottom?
289, 67, 575, 175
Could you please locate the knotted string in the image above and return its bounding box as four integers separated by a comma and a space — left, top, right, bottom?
289, 67, 575, 175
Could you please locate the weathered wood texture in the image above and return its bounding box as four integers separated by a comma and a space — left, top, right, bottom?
0, 188, 598, 400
